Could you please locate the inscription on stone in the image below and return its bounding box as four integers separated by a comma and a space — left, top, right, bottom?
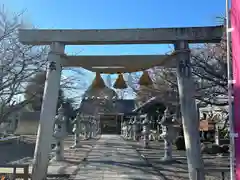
48, 61, 56, 71
174, 28, 207, 40
178, 59, 191, 77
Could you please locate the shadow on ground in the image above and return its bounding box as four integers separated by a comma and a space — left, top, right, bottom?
0, 139, 35, 164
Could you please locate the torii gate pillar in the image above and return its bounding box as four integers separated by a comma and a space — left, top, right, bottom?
175, 41, 204, 180
31, 42, 65, 180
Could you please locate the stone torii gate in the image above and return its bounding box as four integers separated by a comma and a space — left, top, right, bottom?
19, 26, 222, 180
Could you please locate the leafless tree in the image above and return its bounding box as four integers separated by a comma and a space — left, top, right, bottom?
0, 5, 91, 122
132, 36, 227, 108
0, 6, 48, 122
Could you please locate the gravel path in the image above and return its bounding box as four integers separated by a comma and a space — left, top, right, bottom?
125, 139, 230, 180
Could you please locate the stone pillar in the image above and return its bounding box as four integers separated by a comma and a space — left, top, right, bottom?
129, 119, 133, 140
89, 117, 93, 139
142, 117, 150, 148
31, 42, 65, 180
83, 118, 88, 140
174, 41, 204, 180
215, 123, 220, 145
71, 116, 81, 148
132, 117, 138, 141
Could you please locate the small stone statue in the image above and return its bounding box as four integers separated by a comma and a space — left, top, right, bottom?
160, 108, 175, 161
52, 105, 67, 161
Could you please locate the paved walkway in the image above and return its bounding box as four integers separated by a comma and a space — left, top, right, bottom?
129, 140, 230, 180
72, 135, 163, 180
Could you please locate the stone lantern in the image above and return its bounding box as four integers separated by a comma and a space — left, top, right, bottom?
79, 115, 89, 140
132, 117, 140, 141
159, 108, 176, 161
52, 105, 67, 161
121, 121, 128, 138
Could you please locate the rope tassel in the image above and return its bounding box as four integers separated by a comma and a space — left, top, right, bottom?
91, 72, 106, 89
138, 71, 153, 86
113, 74, 128, 89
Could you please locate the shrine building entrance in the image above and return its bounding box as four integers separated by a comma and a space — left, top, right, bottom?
99, 113, 123, 134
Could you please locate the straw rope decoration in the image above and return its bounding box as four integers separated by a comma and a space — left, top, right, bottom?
138, 70, 153, 86
113, 73, 128, 89
90, 72, 106, 89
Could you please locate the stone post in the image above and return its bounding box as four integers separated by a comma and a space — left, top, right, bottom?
156, 115, 162, 141
52, 106, 66, 161
126, 121, 130, 139
31, 42, 65, 180
132, 117, 139, 141
122, 121, 127, 138
121, 115, 124, 135
89, 116, 93, 139
92, 118, 96, 137
79, 115, 84, 137
215, 123, 220, 145
71, 115, 81, 148
142, 116, 150, 148
83, 117, 88, 140
125, 121, 128, 138
129, 118, 134, 140
174, 41, 204, 180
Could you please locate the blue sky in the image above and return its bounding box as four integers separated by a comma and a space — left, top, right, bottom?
2, 0, 225, 55
2, 0, 226, 100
